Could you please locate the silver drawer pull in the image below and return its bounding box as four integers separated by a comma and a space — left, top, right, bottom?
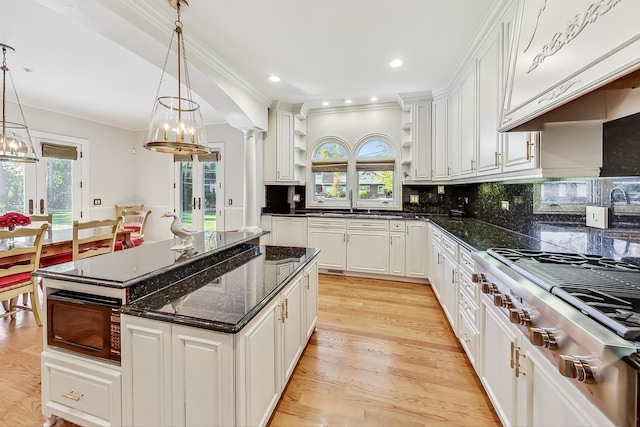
62, 390, 84, 401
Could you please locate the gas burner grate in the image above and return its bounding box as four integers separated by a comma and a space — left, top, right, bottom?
488, 248, 640, 271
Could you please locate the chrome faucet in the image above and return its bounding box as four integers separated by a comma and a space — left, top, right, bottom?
610, 187, 630, 205
348, 189, 353, 213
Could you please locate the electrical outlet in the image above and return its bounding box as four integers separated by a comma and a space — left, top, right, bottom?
437, 186, 445, 194
93, 198, 102, 206
586, 206, 609, 229
501, 200, 509, 210
293, 194, 301, 202
410, 194, 419, 204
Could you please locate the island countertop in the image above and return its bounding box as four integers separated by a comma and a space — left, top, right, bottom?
33, 230, 266, 301
120, 245, 320, 333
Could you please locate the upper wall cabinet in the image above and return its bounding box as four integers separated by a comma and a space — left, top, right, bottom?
399, 94, 432, 183
501, 0, 640, 130
264, 102, 308, 185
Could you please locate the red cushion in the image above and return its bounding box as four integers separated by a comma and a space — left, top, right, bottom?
114, 241, 124, 251
132, 237, 144, 246
0, 272, 32, 289
123, 224, 141, 232
40, 252, 72, 267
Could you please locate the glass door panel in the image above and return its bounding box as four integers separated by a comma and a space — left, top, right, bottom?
0, 162, 26, 213
202, 161, 217, 232
175, 153, 219, 232
44, 157, 75, 229
178, 161, 195, 229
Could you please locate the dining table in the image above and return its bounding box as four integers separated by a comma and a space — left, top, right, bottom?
0, 227, 134, 268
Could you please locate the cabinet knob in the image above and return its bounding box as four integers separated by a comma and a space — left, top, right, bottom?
509, 308, 532, 326
558, 355, 595, 383
529, 327, 557, 349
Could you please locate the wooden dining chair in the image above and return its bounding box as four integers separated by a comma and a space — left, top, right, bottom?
0, 224, 48, 326
115, 204, 144, 218
29, 213, 53, 237
121, 210, 151, 246
72, 217, 122, 261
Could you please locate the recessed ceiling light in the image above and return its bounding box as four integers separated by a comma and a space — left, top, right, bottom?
268, 75, 280, 82
23, 67, 34, 73
343, 99, 352, 104
322, 101, 329, 106
390, 59, 403, 68
370, 97, 378, 102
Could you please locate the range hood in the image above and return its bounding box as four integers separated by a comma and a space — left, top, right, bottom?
504, 69, 640, 177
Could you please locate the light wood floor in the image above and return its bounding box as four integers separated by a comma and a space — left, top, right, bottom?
0, 275, 499, 427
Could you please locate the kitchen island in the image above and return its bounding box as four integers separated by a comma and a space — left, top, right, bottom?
35, 231, 320, 427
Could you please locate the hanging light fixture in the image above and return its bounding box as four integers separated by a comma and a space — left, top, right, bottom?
144, 0, 210, 155
0, 44, 38, 163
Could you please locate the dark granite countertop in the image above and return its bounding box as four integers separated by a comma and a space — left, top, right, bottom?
121, 245, 320, 333
34, 231, 266, 301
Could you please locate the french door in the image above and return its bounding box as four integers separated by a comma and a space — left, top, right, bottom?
174, 144, 224, 232
0, 132, 83, 229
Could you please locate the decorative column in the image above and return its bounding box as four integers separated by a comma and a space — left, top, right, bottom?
241, 129, 261, 232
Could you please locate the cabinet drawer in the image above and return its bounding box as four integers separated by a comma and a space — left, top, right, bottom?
458, 285, 479, 325
441, 235, 458, 259
459, 248, 475, 273
307, 217, 346, 229
42, 351, 121, 424
389, 220, 404, 231
459, 272, 479, 303
430, 225, 443, 244
347, 219, 389, 231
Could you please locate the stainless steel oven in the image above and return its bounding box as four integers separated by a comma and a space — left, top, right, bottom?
473, 250, 639, 427
47, 290, 121, 362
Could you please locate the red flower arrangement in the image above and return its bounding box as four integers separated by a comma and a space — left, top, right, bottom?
0, 212, 31, 231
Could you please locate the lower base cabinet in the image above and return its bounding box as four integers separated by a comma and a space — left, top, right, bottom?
121, 261, 318, 427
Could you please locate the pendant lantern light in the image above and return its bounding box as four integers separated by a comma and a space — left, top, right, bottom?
0, 44, 38, 163
144, 0, 210, 155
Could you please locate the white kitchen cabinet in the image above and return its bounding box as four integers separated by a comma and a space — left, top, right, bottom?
441, 251, 458, 335
405, 220, 428, 279
502, 131, 538, 173
399, 95, 432, 183
428, 225, 443, 300
389, 231, 406, 276
264, 101, 307, 185
447, 89, 461, 179
271, 216, 307, 247
502, 0, 640, 131
431, 98, 449, 180
281, 275, 305, 382
171, 325, 235, 427
237, 297, 281, 427
459, 64, 477, 177
516, 338, 614, 427
42, 350, 122, 427
476, 28, 502, 176
307, 217, 346, 270
346, 219, 390, 275
303, 260, 319, 340
480, 299, 519, 427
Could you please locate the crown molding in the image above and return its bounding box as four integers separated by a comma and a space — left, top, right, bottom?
308, 102, 400, 116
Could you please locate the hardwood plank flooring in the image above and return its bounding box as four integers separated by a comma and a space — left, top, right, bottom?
268, 275, 500, 427
0, 275, 499, 427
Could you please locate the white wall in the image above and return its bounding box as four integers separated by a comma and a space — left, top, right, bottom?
306, 104, 402, 153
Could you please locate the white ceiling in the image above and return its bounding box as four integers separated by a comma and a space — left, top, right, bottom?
0, 0, 498, 131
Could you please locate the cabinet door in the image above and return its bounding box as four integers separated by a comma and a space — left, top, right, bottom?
272, 217, 307, 247
517, 339, 613, 427
441, 255, 458, 334
405, 221, 428, 278
238, 298, 281, 427
172, 325, 234, 427
476, 30, 502, 176
303, 260, 319, 340
431, 99, 448, 180
502, 132, 538, 173
429, 242, 443, 300
389, 232, 406, 276
307, 228, 346, 270
276, 110, 294, 181
121, 315, 173, 427
413, 103, 432, 180
282, 276, 305, 383
480, 300, 519, 427
459, 65, 476, 177
346, 230, 389, 274
448, 89, 461, 178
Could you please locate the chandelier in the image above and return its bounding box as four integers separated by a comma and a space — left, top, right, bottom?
0, 44, 38, 163
144, 0, 210, 155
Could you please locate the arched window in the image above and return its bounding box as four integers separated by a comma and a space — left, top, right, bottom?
355, 139, 395, 202
311, 140, 348, 201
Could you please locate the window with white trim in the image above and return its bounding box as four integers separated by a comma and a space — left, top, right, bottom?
307, 135, 399, 210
